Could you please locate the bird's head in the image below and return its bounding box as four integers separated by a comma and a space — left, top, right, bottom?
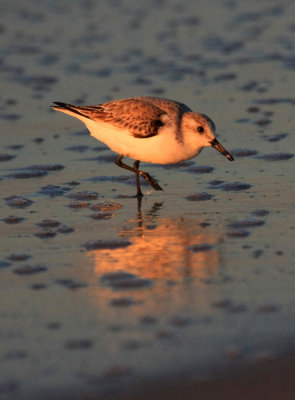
182, 112, 234, 161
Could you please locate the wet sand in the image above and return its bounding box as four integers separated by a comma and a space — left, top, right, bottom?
117, 356, 295, 400
1, 0, 295, 399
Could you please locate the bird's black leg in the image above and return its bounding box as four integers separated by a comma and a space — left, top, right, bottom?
133, 160, 143, 197
115, 155, 163, 196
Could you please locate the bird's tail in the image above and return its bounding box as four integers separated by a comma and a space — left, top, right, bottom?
51, 102, 91, 119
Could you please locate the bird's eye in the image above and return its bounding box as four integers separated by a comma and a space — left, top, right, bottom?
197, 126, 204, 133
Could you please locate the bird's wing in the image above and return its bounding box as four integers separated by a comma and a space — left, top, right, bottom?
52, 98, 168, 138
136, 96, 192, 115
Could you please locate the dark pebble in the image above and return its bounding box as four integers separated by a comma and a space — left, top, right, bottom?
185, 165, 214, 173
57, 225, 75, 234
66, 181, 80, 186
219, 182, 251, 191
0, 153, 15, 161
228, 219, 264, 229
6, 196, 33, 208
68, 201, 89, 209
110, 297, 137, 307
230, 148, 258, 157
256, 153, 293, 161
188, 243, 214, 252
55, 279, 88, 290
156, 330, 174, 340
0, 260, 11, 268
235, 118, 250, 123
35, 230, 56, 239
8, 254, 31, 262
0, 113, 22, 121
227, 230, 251, 238
85, 154, 116, 163
67, 191, 99, 200
91, 146, 108, 152
47, 322, 61, 330
101, 271, 152, 290
90, 212, 113, 220
228, 304, 247, 313
133, 77, 152, 85
255, 119, 272, 126
212, 299, 233, 309
265, 133, 288, 142
149, 87, 165, 95
33, 137, 44, 143
240, 81, 258, 91
158, 161, 194, 169
214, 72, 237, 81
71, 130, 89, 136
13, 265, 47, 275
3, 350, 27, 360
37, 219, 60, 228
253, 250, 264, 258
91, 202, 122, 212
65, 339, 93, 349
22, 164, 64, 171
185, 192, 214, 201
30, 283, 47, 290
83, 239, 131, 250
38, 184, 70, 197
66, 145, 89, 152
257, 304, 280, 313
89, 175, 133, 184
251, 209, 269, 217
6, 144, 24, 150
3, 215, 25, 224
208, 180, 224, 186
247, 106, 260, 113
7, 170, 47, 179
38, 53, 59, 65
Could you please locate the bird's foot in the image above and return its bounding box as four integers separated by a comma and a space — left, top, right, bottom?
139, 171, 163, 191
135, 190, 144, 198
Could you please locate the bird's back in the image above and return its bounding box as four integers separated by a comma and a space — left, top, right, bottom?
133, 96, 192, 116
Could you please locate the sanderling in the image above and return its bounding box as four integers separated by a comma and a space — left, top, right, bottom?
52, 96, 234, 197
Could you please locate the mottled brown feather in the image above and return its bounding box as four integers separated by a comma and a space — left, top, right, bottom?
59, 98, 173, 138
135, 96, 191, 116
135, 97, 192, 142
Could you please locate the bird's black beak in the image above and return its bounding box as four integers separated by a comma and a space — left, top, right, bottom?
210, 138, 234, 161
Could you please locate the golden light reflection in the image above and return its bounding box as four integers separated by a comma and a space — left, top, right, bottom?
85, 204, 224, 316
87, 205, 221, 282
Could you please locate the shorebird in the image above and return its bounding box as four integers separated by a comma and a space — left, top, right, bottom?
52, 96, 234, 197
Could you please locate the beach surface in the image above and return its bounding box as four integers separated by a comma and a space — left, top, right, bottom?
0, 0, 295, 398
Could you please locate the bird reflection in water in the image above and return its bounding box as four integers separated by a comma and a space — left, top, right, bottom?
87, 200, 221, 288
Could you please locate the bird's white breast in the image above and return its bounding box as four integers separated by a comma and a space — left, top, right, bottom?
85, 119, 202, 164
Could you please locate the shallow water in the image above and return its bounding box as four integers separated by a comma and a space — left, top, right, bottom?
0, 0, 295, 398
